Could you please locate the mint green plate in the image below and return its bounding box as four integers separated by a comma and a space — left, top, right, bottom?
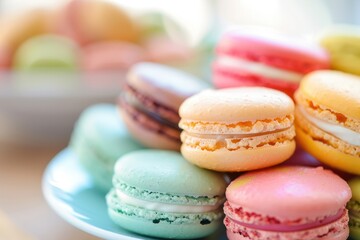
42, 149, 226, 240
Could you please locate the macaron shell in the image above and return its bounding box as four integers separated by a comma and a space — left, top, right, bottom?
348, 178, 360, 201
79, 0, 139, 43
0, 48, 12, 69
225, 212, 349, 240
181, 140, 295, 172
179, 87, 294, 123
71, 104, 144, 191
0, 9, 54, 50
127, 62, 209, 110
321, 33, 360, 76
217, 30, 329, 73
114, 150, 227, 197
81, 41, 146, 71
119, 107, 180, 150
296, 125, 360, 175
13, 34, 79, 71
108, 209, 222, 239
213, 65, 298, 97
107, 191, 223, 239
57, 0, 139, 45
298, 70, 360, 120
226, 166, 351, 221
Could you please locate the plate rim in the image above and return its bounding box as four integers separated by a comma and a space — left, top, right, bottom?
42, 148, 144, 240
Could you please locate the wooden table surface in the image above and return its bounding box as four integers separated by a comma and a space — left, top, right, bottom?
0, 143, 100, 240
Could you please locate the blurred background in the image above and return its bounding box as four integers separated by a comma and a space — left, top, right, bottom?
0, 0, 360, 147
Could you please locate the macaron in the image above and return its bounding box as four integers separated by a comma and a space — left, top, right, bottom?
0, 8, 54, 51
213, 29, 330, 96
70, 104, 144, 191
119, 62, 209, 150
0, 48, 12, 70
347, 177, 360, 239
179, 87, 296, 172
224, 166, 352, 240
81, 41, 146, 72
320, 25, 360, 76
13, 34, 79, 72
0, 9, 55, 69
106, 149, 227, 239
56, 0, 139, 45
294, 70, 360, 175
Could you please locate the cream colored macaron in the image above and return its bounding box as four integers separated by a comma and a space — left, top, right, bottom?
295, 70, 360, 174
179, 87, 296, 172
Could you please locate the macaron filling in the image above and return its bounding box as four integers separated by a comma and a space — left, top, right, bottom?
299, 106, 360, 146
115, 189, 223, 213
122, 84, 180, 127
225, 208, 346, 232
216, 55, 303, 83
113, 177, 225, 206
107, 189, 224, 226
120, 84, 181, 142
181, 126, 295, 151
180, 115, 294, 135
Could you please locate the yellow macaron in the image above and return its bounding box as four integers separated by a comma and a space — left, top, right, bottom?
179, 87, 296, 172
320, 25, 360, 76
294, 70, 360, 174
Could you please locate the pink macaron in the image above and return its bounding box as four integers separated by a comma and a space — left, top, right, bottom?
224, 166, 351, 240
213, 29, 330, 96
0, 48, 12, 70
81, 41, 146, 72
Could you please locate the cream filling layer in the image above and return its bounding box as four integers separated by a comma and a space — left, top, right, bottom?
218, 55, 303, 83
299, 106, 360, 146
116, 190, 222, 213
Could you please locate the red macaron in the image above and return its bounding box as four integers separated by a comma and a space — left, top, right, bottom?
213, 29, 330, 96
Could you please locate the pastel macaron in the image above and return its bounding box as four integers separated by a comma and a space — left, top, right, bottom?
13, 34, 79, 72
347, 177, 360, 239
81, 41, 146, 72
224, 166, 352, 240
320, 25, 360, 76
119, 62, 209, 150
294, 70, 360, 175
213, 29, 329, 96
106, 149, 227, 239
179, 87, 296, 172
56, 0, 139, 45
0, 8, 55, 51
70, 104, 144, 191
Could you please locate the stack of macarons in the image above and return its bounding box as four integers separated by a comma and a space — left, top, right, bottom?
62, 22, 360, 240
63, 60, 358, 240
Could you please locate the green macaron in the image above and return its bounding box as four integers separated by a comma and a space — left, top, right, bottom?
70, 104, 144, 192
106, 149, 227, 239
348, 177, 360, 239
13, 34, 79, 71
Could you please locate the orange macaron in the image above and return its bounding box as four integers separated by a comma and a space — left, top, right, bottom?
179, 87, 296, 172
295, 70, 360, 175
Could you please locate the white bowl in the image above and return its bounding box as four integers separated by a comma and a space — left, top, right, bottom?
0, 71, 125, 146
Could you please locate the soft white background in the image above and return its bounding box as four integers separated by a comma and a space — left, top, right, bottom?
1, 0, 359, 46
